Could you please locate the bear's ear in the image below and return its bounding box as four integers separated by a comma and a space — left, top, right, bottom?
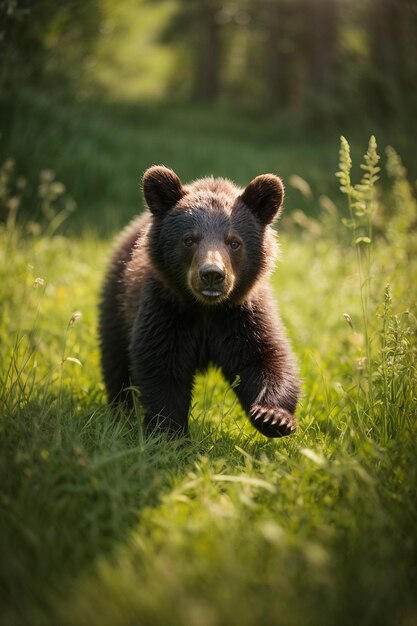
240, 174, 284, 226
142, 165, 185, 216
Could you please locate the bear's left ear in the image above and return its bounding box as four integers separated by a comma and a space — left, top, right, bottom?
142, 165, 185, 217
240, 174, 284, 226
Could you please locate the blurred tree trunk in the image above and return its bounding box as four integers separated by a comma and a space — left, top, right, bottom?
369, 0, 399, 114
263, 0, 282, 109
369, 0, 417, 116
195, 0, 222, 102
306, 0, 338, 96
263, 0, 300, 111
262, 0, 338, 113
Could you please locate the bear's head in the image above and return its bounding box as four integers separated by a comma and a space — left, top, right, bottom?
143, 165, 284, 306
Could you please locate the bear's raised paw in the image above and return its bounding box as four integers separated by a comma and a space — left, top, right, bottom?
250, 404, 296, 438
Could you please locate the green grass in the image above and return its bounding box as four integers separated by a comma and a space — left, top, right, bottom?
1, 134, 416, 626
2, 87, 416, 235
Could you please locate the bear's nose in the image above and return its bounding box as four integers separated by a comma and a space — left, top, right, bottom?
199, 265, 225, 287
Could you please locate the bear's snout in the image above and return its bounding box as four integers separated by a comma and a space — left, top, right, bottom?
199, 264, 225, 287
198, 263, 227, 300
186, 244, 235, 304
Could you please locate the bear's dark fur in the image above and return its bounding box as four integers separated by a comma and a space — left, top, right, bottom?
99, 166, 300, 438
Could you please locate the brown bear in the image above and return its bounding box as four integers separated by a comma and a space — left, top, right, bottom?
99, 166, 300, 438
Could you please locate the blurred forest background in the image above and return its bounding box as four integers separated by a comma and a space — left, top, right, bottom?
1, 0, 417, 231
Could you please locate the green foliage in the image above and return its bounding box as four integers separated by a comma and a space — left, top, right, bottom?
2, 0, 417, 123
0, 88, 350, 234
0, 156, 76, 237
0, 0, 103, 88
1, 138, 416, 626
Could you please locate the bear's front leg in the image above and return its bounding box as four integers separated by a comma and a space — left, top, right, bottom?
214, 300, 300, 438
129, 290, 197, 438
231, 357, 299, 438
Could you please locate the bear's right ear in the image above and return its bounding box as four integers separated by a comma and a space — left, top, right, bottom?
142, 165, 185, 217
240, 174, 284, 226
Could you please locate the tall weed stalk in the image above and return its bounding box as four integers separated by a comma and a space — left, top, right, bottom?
337, 136, 380, 425
337, 135, 379, 358
337, 136, 416, 443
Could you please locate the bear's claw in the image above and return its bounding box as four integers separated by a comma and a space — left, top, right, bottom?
250, 404, 296, 437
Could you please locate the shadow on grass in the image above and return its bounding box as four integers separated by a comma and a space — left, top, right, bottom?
0, 388, 287, 624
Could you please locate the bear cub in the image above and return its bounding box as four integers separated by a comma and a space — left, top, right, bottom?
99, 166, 300, 438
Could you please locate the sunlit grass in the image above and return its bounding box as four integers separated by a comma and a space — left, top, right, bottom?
0, 138, 416, 626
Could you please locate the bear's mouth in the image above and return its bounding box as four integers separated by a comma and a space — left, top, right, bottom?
201, 289, 223, 298
193, 287, 228, 305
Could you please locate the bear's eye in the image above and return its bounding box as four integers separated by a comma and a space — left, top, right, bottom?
183, 235, 196, 248
229, 239, 241, 251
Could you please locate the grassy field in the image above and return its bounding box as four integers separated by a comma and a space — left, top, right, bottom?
1, 87, 416, 233
1, 124, 416, 626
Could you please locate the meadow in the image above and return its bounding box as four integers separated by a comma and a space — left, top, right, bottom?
0, 105, 416, 626
2, 87, 416, 234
